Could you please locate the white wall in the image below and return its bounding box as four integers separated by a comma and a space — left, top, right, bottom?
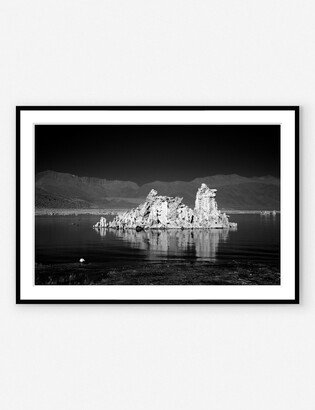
0, 1, 313, 409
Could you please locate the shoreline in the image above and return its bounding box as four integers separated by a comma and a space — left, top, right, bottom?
35, 261, 280, 286
35, 208, 127, 216
35, 208, 281, 216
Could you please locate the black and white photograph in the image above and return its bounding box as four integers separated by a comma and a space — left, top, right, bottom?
35, 124, 281, 285
17, 107, 298, 303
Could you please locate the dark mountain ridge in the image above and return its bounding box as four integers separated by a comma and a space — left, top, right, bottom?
35, 170, 280, 210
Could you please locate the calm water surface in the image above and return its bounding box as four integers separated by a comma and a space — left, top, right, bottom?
36, 214, 280, 268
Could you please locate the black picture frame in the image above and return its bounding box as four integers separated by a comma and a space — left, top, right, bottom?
16, 106, 299, 304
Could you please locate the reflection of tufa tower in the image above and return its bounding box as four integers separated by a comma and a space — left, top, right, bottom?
105, 228, 230, 261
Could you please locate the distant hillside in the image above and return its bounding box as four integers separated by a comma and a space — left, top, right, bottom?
35, 171, 280, 210
36, 171, 140, 208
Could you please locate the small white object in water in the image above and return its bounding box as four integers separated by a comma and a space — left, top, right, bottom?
79, 258, 85, 263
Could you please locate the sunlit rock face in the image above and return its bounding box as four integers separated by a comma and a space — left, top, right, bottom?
107, 189, 194, 229
195, 183, 218, 215
193, 183, 230, 228
95, 184, 237, 230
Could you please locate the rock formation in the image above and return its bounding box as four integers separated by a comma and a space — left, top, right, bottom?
93, 216, 108, 228
94, 183, 237, 230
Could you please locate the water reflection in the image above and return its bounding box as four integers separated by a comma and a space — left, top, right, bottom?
94, 228, 230, 261
260, 212, 278, 226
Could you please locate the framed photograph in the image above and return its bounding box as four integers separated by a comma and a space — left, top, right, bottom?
16, 106, 299, 304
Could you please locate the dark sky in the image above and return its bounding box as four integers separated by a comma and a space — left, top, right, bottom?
35, 125, 280, 184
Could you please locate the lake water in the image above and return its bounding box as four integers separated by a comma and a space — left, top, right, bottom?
35, 214, 280, 269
